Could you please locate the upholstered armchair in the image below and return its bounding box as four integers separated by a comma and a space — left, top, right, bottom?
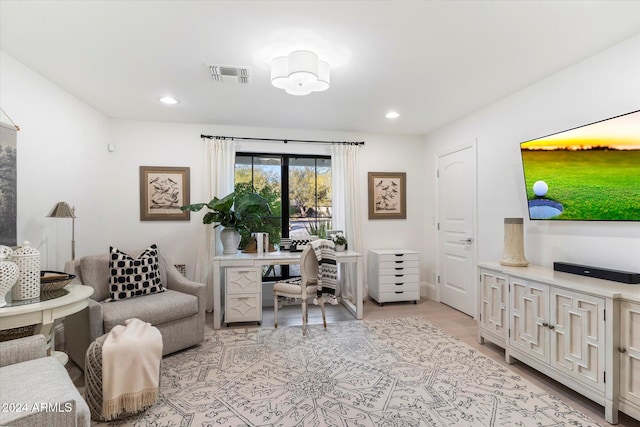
0, 335, 90, 427
63, 247, 205, 371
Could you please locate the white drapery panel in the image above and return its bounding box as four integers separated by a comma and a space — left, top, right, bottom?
194, 138, 236, 311
331, 144, 364, 301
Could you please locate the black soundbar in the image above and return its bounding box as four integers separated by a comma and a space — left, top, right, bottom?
554, 262, 640, 284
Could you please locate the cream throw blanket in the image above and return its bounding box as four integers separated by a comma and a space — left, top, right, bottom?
102, 318, 163, 420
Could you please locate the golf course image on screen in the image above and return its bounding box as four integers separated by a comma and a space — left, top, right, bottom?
520, 110, 640, 221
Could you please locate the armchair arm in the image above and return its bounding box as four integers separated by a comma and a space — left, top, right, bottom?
63, 299, 104, 371
6, 401, 76, 427
0, 335, 47, 367
162, 257, 206, 342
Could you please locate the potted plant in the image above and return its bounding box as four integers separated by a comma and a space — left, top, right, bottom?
181, 192, 271, 254
330, 232, 347, 252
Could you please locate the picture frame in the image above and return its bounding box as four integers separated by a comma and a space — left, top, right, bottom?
140, 166, 190, 221
368, 172, 406, 219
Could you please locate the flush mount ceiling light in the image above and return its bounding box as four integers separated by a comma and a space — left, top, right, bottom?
159, 96, 178, 105
271, 50, 330, 96
385, 111, 400, 119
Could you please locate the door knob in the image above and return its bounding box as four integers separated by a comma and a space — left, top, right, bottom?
619, 347, 627, 353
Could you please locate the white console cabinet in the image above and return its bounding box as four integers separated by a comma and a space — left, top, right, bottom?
478, 262, 640, 424
224, 267, 262, 326
368, 249, 419, 305
619, 301, 640, 420
478, 269, 509, 347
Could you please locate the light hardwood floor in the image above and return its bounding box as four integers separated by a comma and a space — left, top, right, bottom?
246, 298, 638, 426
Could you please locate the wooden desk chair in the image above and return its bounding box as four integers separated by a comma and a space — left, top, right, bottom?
273, 245, 326, 336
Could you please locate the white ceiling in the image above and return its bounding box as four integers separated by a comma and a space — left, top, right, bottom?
1, 1, 639, 137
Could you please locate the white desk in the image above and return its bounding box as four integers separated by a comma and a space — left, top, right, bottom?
0, 284, 94, 363
212, 250, 363, 329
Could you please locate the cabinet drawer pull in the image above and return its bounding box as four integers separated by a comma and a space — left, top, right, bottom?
395, 291, 404, 294
548, 325, 555, 330
394, 254, 404, 257
542, 322, 548, 327
395, 268, 403, 270
395, 283, 403, 286
619, 347, 627, 353
395, 261, 404, 264
395, 274, 404, 277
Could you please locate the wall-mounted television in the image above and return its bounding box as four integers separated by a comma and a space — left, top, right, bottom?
520, 110, 640, 221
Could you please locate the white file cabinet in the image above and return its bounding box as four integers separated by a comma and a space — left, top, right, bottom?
368, 249, 420, 306
225, 267, 262, 326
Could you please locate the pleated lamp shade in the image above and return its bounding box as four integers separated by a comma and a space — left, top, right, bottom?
47, 202, 76, 218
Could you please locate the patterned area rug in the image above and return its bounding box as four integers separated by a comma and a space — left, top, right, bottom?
97, 317, 600, 426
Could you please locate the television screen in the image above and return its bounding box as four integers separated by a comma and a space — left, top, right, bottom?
520, 110, 640, 221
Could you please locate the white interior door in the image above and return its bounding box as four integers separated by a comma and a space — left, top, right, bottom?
437, 144, 477, 316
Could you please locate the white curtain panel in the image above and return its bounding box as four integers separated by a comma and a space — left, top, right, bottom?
194, 138, 236, 311
331, 144, 365, 301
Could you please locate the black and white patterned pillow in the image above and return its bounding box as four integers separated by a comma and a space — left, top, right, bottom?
108, 244, 165, 301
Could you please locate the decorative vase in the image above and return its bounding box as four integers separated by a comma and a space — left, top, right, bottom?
0, 252, 19, 307
11, 241, 41, 300
220, 227, 241, 254
0, 245, 13, 258
500, 218, 529, 267
335, 244, 346, 252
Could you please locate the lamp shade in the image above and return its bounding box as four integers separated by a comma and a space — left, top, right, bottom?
47, 202, 76, 218
287, 50, 318, 84
270, 56, 289, 89
47, 201, 76, 260
270, 49, 331, 96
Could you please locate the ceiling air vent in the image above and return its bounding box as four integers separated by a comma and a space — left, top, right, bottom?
209, 64, 251, 84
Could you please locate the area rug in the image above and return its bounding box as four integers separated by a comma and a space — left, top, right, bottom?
96, 317, 600, 426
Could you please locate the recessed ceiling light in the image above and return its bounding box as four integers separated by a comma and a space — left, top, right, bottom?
160, 96, 178, 105
385, 111, 399, 119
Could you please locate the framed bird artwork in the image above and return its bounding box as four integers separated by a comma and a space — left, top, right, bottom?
368, 172, 406, 219
139, 166, 190, 221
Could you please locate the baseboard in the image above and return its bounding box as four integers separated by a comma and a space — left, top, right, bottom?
421, 282, 437, 299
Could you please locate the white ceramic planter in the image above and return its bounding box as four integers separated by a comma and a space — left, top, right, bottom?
220, 227, 241, 254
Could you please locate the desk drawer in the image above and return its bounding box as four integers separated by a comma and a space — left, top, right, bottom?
379, 281, 418, 293
226, 267, 262, 294
376, 290, 420, 303
379, 274, 419, 285
225, 294, 262, 323
379, 267, 419, 277
379, 260, 419, 270
379, 253, 419, 263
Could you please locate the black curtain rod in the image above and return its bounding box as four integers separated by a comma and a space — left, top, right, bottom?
200, 134, 364, 146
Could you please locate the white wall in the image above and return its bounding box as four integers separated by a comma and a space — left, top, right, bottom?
0, 51, 111, 270
109, 120, 427, 282
1, 48, 428, 283
423, 35, 640, 277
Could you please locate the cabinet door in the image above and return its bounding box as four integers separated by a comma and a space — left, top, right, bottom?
510, 278, 549, 363
479, 269, 508, 340
549, 288, 605, 392
620, 301, 640, 405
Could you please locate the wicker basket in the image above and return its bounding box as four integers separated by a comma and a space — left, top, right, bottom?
0, 324, 37, 342
40, 271, 76, 293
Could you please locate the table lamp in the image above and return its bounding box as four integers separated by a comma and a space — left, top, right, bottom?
47, 201, 76, 260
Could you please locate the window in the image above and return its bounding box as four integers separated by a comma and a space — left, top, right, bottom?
235, 152, 331, 279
